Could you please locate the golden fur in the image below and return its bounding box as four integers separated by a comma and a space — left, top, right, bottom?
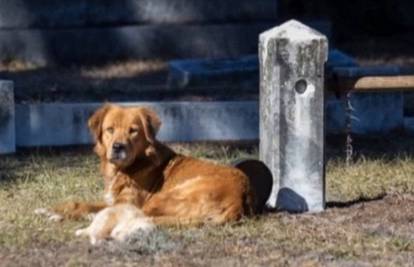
37, 104, 257, 241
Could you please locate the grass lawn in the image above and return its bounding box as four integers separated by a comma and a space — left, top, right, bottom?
0, 138, 413, 267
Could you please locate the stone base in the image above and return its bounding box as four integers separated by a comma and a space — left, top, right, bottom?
0, 81, 15, 154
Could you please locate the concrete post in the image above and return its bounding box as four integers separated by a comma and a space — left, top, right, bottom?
0, 80, 15, 154
259, 20, 328, 212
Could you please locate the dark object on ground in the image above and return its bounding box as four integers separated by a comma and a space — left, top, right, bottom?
233, 159, 273, 213
276, 188, 309, 213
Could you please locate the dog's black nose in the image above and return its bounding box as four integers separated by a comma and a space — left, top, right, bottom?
112, 142, 126, 152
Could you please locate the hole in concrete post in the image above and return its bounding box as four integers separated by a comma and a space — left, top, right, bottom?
294, 79, 307, 94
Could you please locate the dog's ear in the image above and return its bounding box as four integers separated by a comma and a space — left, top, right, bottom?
88, 104, 112, 142
137, 107, 161, 144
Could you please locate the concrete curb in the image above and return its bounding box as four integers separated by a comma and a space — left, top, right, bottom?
10, 97, 407, 148
15, 102, 259, 147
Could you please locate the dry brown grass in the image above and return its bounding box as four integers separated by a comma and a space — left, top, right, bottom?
0, 140, 413, 266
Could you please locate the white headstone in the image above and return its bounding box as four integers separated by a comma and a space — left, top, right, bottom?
259, 20, 328, 212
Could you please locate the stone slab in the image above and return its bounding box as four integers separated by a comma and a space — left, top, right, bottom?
326, 92, 404, 134
168, 55, 259, 89
0, 0, 278, 28
15, 102, 259, 147
168, 48, 350, 91
0, 23, 279, 65
0, 81, 15, 154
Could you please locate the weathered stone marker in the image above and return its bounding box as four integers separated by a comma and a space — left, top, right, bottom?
259, 20, 328, 212
0, 80, 15, 154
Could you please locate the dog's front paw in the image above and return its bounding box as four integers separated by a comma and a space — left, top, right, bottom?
34, 208, 49, 215
48, 214, 64, 222
75, 228, 89, 237
90, 236, 103, 246
34, 208, 64, 222
86, 213, 96, 221
75, 228, 104, 246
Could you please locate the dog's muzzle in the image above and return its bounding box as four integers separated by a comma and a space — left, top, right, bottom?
110, 142, 127, 162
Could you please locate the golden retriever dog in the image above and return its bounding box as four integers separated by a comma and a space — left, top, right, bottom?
36, 104, 257, 242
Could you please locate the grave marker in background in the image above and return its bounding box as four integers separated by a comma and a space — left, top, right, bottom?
0, 81, 15, 154
259, 20, 328, 212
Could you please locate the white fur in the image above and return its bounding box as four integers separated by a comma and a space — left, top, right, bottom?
75, 203, 155, 245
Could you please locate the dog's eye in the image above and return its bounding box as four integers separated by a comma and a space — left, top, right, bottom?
129, 127, 139, 135
106, 127, 114, 134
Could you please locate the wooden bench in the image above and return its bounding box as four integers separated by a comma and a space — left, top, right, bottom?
329, 66, 414, 93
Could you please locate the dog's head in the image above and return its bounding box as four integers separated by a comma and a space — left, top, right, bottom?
88, 104, 161, 168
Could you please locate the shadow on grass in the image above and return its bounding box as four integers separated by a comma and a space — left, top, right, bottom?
0, 162, 19, 184
0, 145, 94, 186
264, 193, 387, 214
326, 193, 387, 209
325, 133, 413, 209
